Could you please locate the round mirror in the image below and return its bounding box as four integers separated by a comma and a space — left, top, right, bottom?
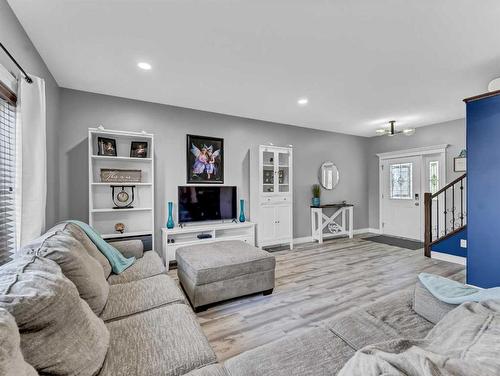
318, 161, 339, 190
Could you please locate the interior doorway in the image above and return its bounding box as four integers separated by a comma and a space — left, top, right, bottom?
378, 145, 447, 242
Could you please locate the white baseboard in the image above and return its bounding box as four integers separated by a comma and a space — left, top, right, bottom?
292, 228, 380, 245
431, 251, 466, 266
355, 228, 381, 235
293, 236, 313, 245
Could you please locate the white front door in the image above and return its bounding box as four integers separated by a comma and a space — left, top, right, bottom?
381, 156, 422, 240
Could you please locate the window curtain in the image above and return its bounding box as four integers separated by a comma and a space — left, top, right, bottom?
15, 75, 46, 247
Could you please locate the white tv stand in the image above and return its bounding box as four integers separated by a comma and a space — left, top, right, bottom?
161, 222, 256, 269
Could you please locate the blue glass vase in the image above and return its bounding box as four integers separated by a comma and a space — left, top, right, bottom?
166, 202, 175, 229
239, 199, 246, 222
312, 197, 320, 207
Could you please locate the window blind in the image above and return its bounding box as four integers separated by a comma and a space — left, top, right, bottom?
0, 97, 16, 265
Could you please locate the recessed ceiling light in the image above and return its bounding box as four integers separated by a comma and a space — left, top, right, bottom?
297, 97, 309, 106
137, 62, 152, 70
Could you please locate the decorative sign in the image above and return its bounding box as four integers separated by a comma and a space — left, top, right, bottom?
454, 157, 466, 172
100, 169, 142, 183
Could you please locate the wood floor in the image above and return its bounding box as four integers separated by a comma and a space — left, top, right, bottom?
168, 235, 464, 361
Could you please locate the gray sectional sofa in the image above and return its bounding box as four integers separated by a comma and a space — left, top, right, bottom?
1, 221, 497, 375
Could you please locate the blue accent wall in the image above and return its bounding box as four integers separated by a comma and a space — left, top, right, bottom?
466, 94, 500, 288
431, 227, 467, 257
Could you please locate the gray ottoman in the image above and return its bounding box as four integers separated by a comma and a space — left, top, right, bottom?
176, 240, 276, 311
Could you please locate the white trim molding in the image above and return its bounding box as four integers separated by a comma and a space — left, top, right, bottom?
431, 251, 466, 266
377, 144, 449, 160
293, 228, 380, 245
0, 63, 17, 93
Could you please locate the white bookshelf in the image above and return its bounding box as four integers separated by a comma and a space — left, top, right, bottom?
88, 127, 155, 250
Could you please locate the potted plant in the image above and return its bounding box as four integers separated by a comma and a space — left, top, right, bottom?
312, 184, 321, 207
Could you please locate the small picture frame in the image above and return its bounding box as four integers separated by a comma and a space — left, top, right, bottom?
97, 137, 117, 156
454, 157, 466, 172
130, 141, 148, 158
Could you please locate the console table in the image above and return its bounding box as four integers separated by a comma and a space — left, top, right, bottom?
310, 204, 354, 244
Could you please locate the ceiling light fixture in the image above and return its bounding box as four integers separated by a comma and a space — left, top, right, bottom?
297, 97, 309, 106
488, 77, 500, 92
376, 120, 415, 137
137, 62, 152, 70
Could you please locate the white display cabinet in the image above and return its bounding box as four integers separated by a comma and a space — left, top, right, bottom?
253, 145, 293, 249
88, 128, 155, 249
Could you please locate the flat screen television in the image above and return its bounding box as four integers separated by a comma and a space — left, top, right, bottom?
178, 186, 237, 223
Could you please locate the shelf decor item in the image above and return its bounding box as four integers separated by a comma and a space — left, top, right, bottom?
101, 168, 142, 183
111, 185, 135, 209
114, 223, 125, 234
166, 202, 175, 229
263, 170, 274, 184
312, 184, 321, 207
187, 134, 224, 184
130, 141, 148, 158
239, 199, 246, 223
97, 137, 117, 156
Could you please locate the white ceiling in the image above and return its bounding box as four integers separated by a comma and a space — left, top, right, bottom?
8, 0, 500, 136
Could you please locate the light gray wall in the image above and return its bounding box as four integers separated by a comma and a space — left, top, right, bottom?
367, 118, 466, 229
58, 88, 370, 245
0, 0, 61, 228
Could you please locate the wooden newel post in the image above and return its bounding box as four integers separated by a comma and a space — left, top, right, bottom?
424, 193, 432, 257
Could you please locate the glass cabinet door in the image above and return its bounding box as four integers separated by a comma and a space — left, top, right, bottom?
262, 150, 275, 193
277, 150, 290, 193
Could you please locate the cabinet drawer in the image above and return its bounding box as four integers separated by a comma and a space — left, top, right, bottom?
261, 195, 291, 204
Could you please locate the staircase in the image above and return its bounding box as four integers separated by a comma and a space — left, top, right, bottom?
424, 173, 466, 257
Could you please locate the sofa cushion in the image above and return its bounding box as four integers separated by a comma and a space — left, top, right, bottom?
19, 223, 109, 315
338, 300, 500, 376
185, 365, 229, 376
64, 222, 112, 278
364, 290, 434, 339
0, 256, 109, 376
100, 274, 186, 322
99, 304, 216, 376
107, 250, 165, 285
176, 240, 275, 285
326, 310, 402, 351
109, 239, 144, 259
413, 279, 457, 324
0, 308, 37, 376
224, 327, 355, 376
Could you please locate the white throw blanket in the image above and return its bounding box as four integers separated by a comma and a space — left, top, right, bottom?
338, 300, 500, 376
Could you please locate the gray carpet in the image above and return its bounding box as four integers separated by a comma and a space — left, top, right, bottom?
366, 235, 423, 250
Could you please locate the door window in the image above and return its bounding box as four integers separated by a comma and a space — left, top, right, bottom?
429, 161, 439, 195
390, 163, 412, 199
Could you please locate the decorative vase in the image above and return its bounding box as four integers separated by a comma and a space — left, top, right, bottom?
166, 202, 175, 229
239, 199, 246, 222
312, 197, 320, 207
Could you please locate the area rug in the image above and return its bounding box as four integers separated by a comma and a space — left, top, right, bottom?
365, 235, 423, 250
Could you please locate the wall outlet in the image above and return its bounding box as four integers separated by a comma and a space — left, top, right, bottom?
460, 239, 467, 248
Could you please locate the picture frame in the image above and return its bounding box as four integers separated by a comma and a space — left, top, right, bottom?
97, 137, 117, 156
186, 134, 224, 184
130, 141, 148, 158
454, 157, 466, 172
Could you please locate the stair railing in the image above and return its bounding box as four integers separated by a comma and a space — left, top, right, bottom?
424, 173, 466, 257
